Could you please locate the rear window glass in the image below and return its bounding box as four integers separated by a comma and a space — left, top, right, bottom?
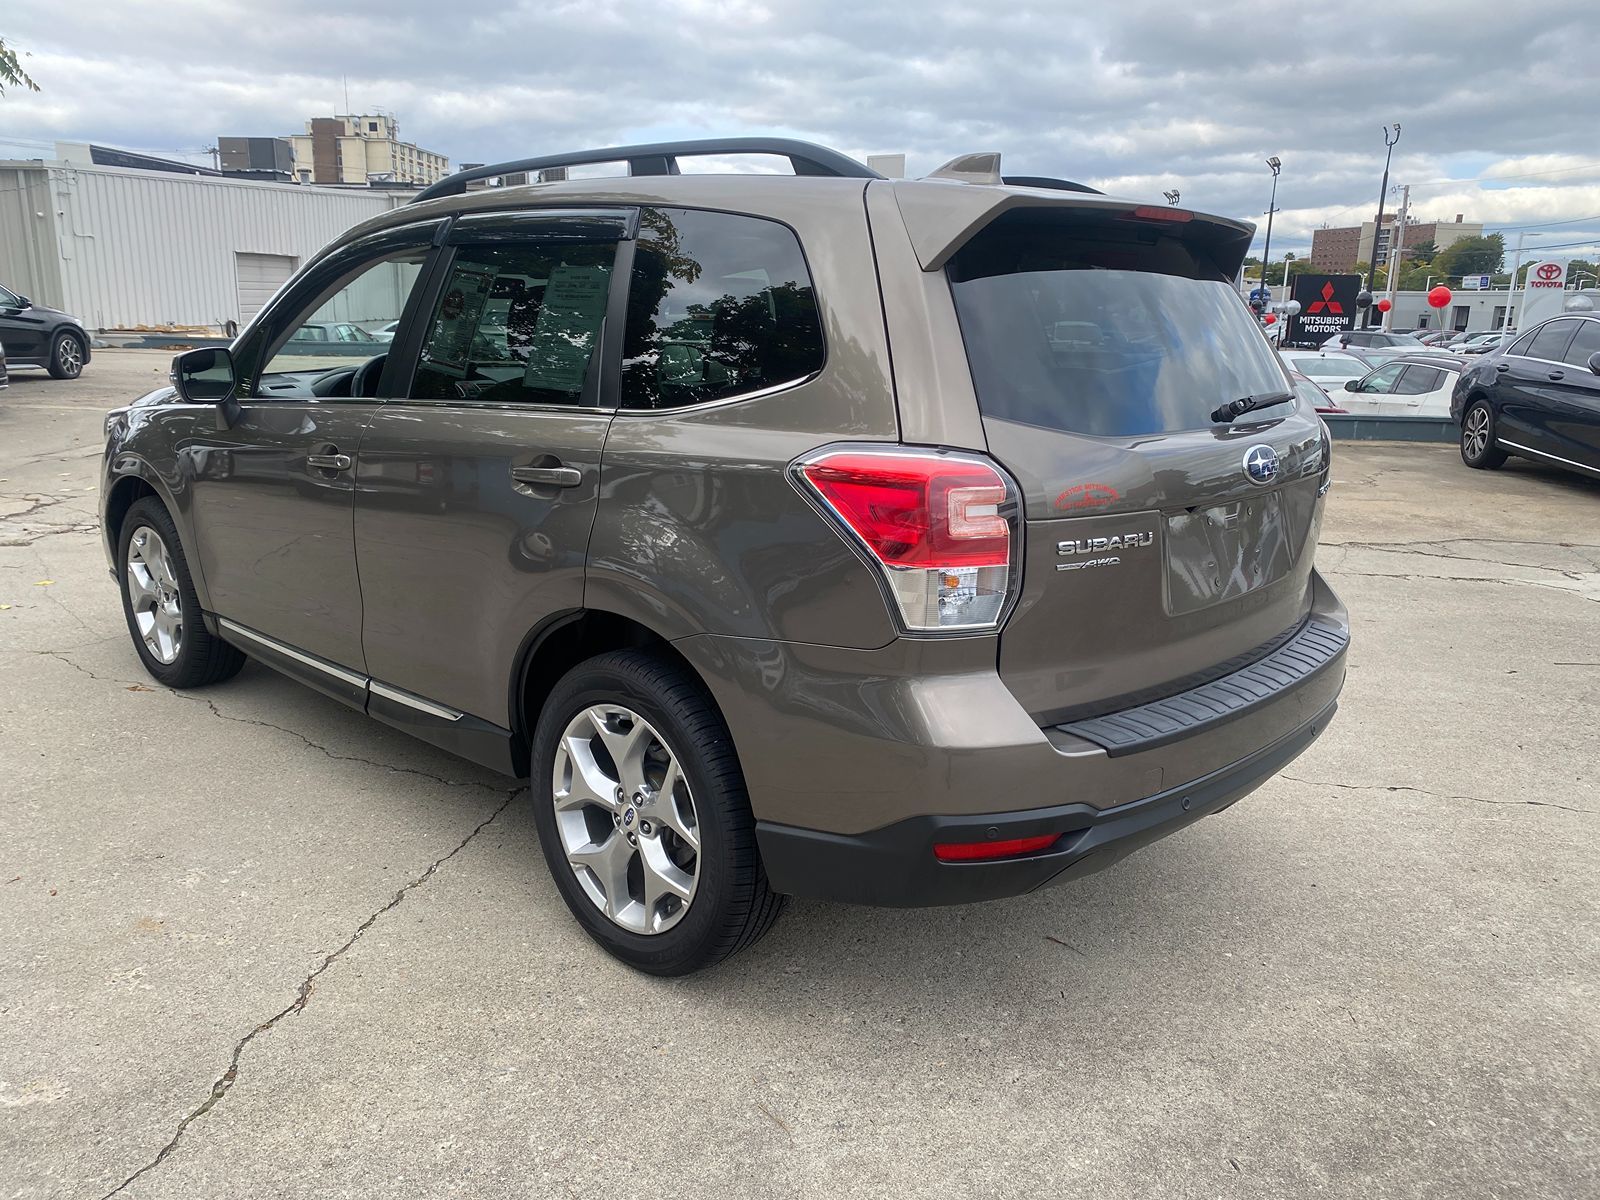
1526, 320, 1578, 363
948, 213, 1287, 436
1563, 319, 1600, 368
621, 207, 824, 410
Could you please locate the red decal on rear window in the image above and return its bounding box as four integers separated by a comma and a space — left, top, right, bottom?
1054, 483, 1120, 512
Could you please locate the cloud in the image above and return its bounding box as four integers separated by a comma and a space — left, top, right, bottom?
2, 0, 1597, 257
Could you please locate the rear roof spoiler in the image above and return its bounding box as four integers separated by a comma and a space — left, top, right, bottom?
888, 181, 1256, 276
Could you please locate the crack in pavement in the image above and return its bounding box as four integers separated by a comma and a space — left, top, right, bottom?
1282, 774, 1595, 816
97, 790, 518, 1200
1324, 566, 1600, 603
32, 649, 511, 792
0, 523, 100, 547
1322, 538, 1600, 575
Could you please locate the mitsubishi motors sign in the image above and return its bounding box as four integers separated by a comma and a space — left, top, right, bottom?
1518, 260, 1569, 328
1284, 273, 1359, 347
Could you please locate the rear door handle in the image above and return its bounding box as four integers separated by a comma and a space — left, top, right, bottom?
512, 465, 582, 488
1495, 363, 1511, 372
306, 453, 353, 471
1548, 371, 1565, 381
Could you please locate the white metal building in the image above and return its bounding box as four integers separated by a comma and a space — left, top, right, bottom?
0, 158, 409, 332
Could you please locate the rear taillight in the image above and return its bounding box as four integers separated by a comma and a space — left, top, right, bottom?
793, 447, 1018, 632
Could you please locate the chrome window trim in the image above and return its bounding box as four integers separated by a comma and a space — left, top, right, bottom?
1498, 439, 1600, 478
217, 619, 367, 688
370, 680, 464, 722
610, 369, 822, 418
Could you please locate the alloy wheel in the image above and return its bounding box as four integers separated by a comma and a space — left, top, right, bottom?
58, 336, 83, 376
126, 525, 183, 664
1464, 405, 1490, 458
552, 704, 701, 935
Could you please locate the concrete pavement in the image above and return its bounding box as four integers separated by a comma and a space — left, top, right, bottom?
2, 352, 1596, 1199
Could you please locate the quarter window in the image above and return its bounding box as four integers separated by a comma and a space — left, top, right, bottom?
412, 241, 615, 405
1561, 319, 1600, 368
620, 207, 824, 410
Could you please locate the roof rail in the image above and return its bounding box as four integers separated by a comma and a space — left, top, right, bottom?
1002, 175, 1103, 195
413, 137, 883, 203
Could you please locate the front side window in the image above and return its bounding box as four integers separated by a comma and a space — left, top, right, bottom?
1562, 319, 1600, 368
255, 249, 427, 398
1358, 364, 1405, 393
621, 207, 825, 410
412, 240, 615, 405
1527, 320, 1578, 363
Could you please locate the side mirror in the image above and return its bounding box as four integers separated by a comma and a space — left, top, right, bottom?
172, 347, 243, 428
1588, 351, 1600, 376
1343, 379, 1358, 392
14, 295, 29, 308
171, 347, 236, 403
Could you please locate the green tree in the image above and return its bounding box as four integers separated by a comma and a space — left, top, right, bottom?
1435, 234, 1505, 279
1567, 258, 1597, 288
1, 38, 40, 94
1408, 239, 1438, 265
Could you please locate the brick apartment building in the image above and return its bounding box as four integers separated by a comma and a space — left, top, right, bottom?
1310, 214, 1482, 273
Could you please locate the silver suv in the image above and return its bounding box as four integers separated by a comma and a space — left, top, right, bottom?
100, 139, 1347, 974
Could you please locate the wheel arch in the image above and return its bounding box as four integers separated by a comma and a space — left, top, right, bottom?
104, 463, 213, 609
510, 608, 725, 772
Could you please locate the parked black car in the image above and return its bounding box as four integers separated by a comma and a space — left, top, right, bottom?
1453, 313, 1600, 479
0, 283, 90, 379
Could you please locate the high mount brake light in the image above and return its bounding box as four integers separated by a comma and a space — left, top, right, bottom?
795, 449, 1018, 632
1127, 205, 1193, 223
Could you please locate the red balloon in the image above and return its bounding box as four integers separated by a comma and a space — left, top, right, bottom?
1427, 285, 1452, 309
1263, 313, 1277, 325
1376, 298, 1392, 313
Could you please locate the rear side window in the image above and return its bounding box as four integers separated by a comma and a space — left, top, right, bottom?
621, 207, 824, 410
1395, 366, 1444, 394
948, 212, 1288, 436
1526, 320, 1578, 363
1563, 319, 1600, 368
413, 241, 615, 405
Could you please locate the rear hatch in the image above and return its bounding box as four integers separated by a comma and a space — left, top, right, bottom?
945, 204, 1329, 725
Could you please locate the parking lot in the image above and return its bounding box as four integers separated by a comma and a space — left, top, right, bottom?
2, 350, 1596, 1199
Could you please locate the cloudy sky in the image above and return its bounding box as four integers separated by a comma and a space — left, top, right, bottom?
4, 0, 1598, 265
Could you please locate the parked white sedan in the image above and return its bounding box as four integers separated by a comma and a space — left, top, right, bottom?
1337, 354, 1465, 418
1279, 349, 1370, 388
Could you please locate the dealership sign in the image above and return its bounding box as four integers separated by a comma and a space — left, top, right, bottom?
1284, 274, 1359, 345
1518, 260, 1568, 328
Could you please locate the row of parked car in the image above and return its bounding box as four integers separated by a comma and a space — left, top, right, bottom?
1276, 312, 1600, 485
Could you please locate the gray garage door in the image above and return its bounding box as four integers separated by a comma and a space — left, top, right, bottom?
235, 253, 298, 325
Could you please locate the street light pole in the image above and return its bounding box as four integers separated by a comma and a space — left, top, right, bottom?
1362, 124, 1401, 328
1259, 157, 1281, 308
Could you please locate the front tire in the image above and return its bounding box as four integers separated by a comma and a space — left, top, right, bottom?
47, 331, 85, 380
1460, 399, 1508, 470
530, 649, 784, 975
117, 497, 245, 687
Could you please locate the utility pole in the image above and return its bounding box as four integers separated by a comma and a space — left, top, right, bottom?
1362, 124, 1402, 328
1258, 157, 1282, 310
1383, 184, 1409, 331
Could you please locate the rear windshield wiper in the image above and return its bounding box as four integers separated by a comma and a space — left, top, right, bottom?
1211, 391, 1293, 423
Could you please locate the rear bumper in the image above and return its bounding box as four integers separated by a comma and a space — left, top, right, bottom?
676, 572, 1347, 903
755, 698, 1334, 905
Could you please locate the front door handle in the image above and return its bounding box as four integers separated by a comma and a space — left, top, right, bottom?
307, 453, 353, 471
1495, 362, 1511, 372
1548, 371, 1565, 381
512, 465, 582, 488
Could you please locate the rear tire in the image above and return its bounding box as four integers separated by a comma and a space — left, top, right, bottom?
1460, 399, 1507, 470
47, 331, 85, 380
117, 497, 245, 688
530, 649, 784, 975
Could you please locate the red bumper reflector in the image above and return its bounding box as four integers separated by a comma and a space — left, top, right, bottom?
933, 834, 1060, 862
